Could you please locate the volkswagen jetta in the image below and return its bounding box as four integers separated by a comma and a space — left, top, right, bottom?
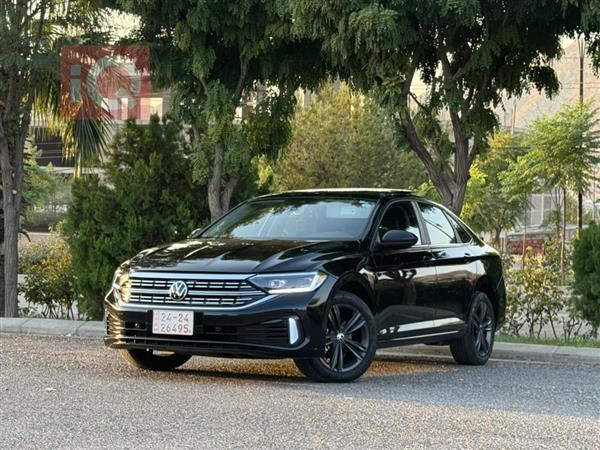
105, 189, 505, 382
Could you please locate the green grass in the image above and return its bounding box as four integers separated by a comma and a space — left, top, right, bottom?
497, 334, 600, 348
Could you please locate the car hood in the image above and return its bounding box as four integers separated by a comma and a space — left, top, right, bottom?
127, 238, 361, 274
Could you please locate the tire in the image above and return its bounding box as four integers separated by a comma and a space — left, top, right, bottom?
119, 349, 192, 371
450, 292, 495, 365
294, 291, 377, 382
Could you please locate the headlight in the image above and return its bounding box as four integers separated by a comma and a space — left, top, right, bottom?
249, 272, 327, 294
112, 267, 131, 302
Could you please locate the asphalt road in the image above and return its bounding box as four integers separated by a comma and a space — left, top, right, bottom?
1, 335, 599, 449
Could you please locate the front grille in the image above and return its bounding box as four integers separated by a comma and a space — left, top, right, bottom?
124, 273, 266, 308
107, 310, 291, 347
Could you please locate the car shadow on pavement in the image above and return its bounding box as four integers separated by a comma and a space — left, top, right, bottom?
117, 355, 456, 385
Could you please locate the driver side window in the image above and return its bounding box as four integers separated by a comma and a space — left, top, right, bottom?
378, 202, 421, 244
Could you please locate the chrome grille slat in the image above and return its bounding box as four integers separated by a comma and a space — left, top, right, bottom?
125, 272, 265, 308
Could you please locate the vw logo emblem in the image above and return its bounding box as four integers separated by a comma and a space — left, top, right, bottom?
169, 281, 188, 300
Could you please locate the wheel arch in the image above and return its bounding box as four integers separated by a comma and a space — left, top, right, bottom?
474, 276, 499, 327
332, 272, 376, 314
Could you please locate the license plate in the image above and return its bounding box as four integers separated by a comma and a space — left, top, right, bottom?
152, 310, 194, 336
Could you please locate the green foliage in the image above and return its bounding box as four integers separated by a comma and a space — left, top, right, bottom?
22, 146, 73, 230
62, 116, 209, 319
18, 232, 76, 319
578, 0, 600, 69
274, 83, 428, 191
503, 243, 589, 340
462, 132, 529, 243
1, 0, 112, 317
572, 223, 600, 329
504, 249, 563, 338
538, 195, 591, 236
117, 0, 326, 218
289, 0, 585, 213
22, 143, 61, 221
505, 101, 600, 195
243, 91, 296, 161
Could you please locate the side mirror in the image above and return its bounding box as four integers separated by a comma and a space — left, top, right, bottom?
187, 228, 203, 239
378, 230, 418, 249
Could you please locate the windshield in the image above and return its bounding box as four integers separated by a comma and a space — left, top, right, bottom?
200, 198, 377, 241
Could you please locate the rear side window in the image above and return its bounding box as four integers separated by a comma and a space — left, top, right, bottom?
378, 202, 421, 244
447, 214, 472, 243
418, 203, 457, 245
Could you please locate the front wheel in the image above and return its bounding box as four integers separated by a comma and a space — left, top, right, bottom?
119, 349, 192, 371
294, 291, 377, 382
450, 292, 495, 365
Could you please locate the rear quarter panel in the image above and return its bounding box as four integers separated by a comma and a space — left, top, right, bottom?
478, 247, 506, 327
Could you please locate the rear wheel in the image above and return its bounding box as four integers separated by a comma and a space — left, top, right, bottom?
119, 349, 192, 371
450, 292, 495, 365
294, 291, 376, 382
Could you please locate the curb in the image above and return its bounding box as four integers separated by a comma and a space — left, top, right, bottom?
376, 342, 600, 366
2, 317, 599, 365
0, 318, 104, 338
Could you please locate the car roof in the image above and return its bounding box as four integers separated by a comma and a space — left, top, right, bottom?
258, 188, 414, 200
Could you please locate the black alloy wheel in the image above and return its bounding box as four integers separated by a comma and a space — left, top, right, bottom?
320, 303, 370, 372
450, 292, 495, 365
472, 300, 494, 357
294, 291, 377, 382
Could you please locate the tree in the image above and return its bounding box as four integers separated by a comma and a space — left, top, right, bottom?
512, 101, 600, 199
1, 0, 110, 316
504, 101, 600, 274
63, 116, 208, 319
274, 83, 428, 191
462, 132, 529, 247
289, 0, 584, 214
572, 223, 600, 331
117, 0, 326, 221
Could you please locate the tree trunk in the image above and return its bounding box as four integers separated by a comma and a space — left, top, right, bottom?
494, 228, 502, 249
1, 142, 20, 317
0, 248, 4, 317
401, 121, 468, 215
399, 104, 471, 216
2, 200, 18, 317
207, 143, 238, 222
207, 143, 225, 221
560, 187, 567, 282
577, 191, 583, 233
1, 116, 28, 318
0, 182, 4, 315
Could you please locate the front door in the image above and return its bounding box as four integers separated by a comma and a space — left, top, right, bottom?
370, 201, 438, 344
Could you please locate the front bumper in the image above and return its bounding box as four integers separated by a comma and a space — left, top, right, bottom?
104, 280, 334, 359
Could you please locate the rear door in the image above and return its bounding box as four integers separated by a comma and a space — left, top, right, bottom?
417, 202, 477, 322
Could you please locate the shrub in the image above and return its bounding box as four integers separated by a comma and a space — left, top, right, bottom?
502, 239, 590, 339
503, 248, 563, 337
62, 116, 209, 319
19, 232, 76, 319
572, 223, 600, 331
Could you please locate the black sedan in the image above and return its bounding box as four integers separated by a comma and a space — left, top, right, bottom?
105, 189, 505, 382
